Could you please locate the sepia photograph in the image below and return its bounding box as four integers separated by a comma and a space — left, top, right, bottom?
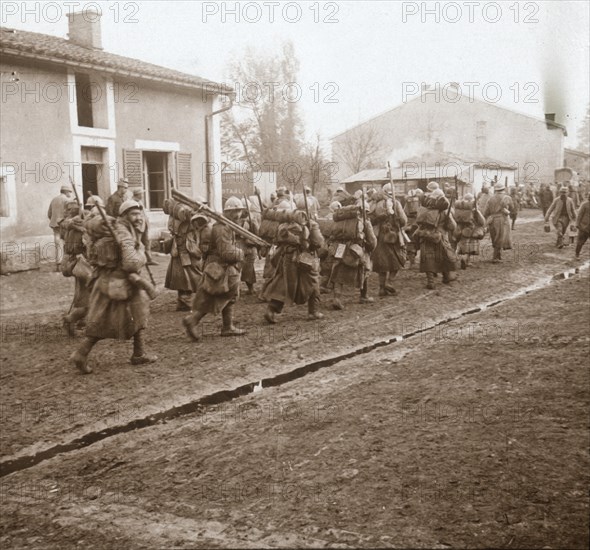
1, 0, 589, 548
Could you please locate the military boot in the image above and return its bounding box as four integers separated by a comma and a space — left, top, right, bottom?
221, 304, 246, 336
183, 311, 205, 341
69, 337, 98, 374
307, 294, 324, 320
332, 285, 344, 310
131, 330, 157, 364
426, 272, 435, 290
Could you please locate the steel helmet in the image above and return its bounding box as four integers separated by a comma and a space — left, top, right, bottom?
223, 196, 244, 211
119, 199, 142, 216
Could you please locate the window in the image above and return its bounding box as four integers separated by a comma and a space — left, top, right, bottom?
123, 149, 192, 211
144, 152, 168, 210
75, 73, 94, 127
74, 73, 109, 129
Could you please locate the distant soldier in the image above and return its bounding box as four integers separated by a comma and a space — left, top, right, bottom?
483, 181, 514, 262
508, 186, 521, 230
106, 178, 131, 217
262, 204, 325, 323
414, 185, 457, 288
70, 199, 157, 374
182, 197, 247, 340
304, 186, 321, 220
370, 183, 407, 296
538, 183, 554, 216
132, 188, 158, 265
60, 200, 92, 336
403, 188, 423, 267
574, 193, 589, 259
476, 185, 491, 215
47, 184, 73, 270
544, 187, 577, 249
237, 197, 261, 295
454, 193, 486, 269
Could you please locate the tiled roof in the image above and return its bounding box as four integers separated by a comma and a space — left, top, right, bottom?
0, 27, 233, 94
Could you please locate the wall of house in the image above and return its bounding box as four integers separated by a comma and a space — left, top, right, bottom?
0, 60, 73, 240
332, 95, 564, 187
113, 77, 211, 199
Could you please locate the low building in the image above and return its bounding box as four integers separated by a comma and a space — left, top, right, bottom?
0, 10, 232, 272
331, 84, 566, 188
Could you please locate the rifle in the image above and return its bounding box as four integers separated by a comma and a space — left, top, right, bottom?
301, 184, 312, 230
243, 193, 253, 232
95, 204, 157, 297
69, 176, 84, 219
387, 161, 409, 245
254, 186, 265, 214
171, 189, 267, 248
360, 186, 368, 241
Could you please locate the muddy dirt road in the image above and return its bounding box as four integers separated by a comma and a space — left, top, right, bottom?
1, 210, 589, 548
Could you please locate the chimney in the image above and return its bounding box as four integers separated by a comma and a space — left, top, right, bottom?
545, 113, 556, 122
67, 10, 102, 50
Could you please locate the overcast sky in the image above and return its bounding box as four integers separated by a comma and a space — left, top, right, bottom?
4, 0, 589, 148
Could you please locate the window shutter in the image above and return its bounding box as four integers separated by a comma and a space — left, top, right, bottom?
123, 149, 143, 190
176, 152, 192, 191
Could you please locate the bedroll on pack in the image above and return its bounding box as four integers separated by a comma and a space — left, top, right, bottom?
416, 206, 440, 227
163, 198, 193, 223
331, 218, 363, 241
332, 205, 361, 222
454, 200, 474, 223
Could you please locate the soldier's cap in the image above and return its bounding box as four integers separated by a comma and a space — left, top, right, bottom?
430, 189, 445, 199
223, 196, 244, 211
559, 187, 568, 193
119, 199, 142, 216
191, 212, 208, 223
60, 185, 72, 193
427, 181, 439, 191
494, 182, 506, 191
132, 188, 144, 197
329, 201, 342, 212
463, 193, 474, 201
336, 186, 345, 193
85, 195, 104, 207
305, 186, 312, 193
117, 178, 130, 189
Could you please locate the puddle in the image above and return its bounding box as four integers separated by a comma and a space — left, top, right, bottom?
1, 260, 588, 478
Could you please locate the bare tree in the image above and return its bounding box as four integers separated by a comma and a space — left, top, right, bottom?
334, 124, 383, 176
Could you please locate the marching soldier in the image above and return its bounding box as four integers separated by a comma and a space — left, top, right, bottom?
483, 181, 514, 262
414, 185, 457, 289
370, 183, 407, 296
329, 202, 377, 310
70, 199, 157, 374
132, 188, 158, 265
404, 188, 423, 267
164, 197, 209, 311
544, 187, 577, 249
60, 200, 92, 336
182, 197, 246, 340
238, 197, 260, 295
454, 193, 486, 269
262, 201, 325, 323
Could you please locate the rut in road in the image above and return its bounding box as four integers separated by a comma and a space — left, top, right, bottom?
1, 262, 587, 478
